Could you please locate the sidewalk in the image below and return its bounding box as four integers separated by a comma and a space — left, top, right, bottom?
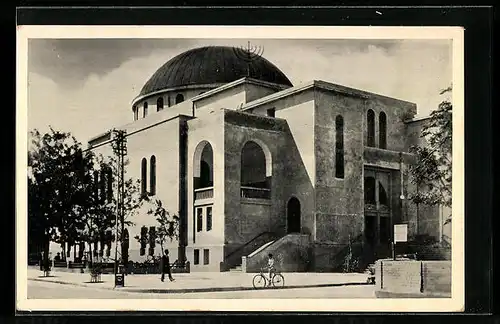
28, 268, 371, 294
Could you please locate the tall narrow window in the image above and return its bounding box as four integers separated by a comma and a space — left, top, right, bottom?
367, 109, 375, 147
99, 169, 106, 203
267, 108, 275, 117
156, 97, 164, 111
335, 115, 345, 179
206, 206, 212, 231
106, 168, 113, 203
196, 207, 203, 232
143, 102, 148, 118
133, 106, 138, 121
167, 95, 171, 107
93, 171, 99, 200
203, 249, 210, 265
141, 158, 147, 196
379, 111, 387, 149
149, 155, 156, 195
194, 249, 200, 265
364, 176, 376, 205
176, 94, 184, 104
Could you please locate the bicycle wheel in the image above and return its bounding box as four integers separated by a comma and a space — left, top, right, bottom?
252, 274, 267, 289
272, 273, 285, 288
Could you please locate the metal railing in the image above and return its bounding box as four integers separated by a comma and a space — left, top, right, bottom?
240, 186, 271, 199
194, 187, 214, 200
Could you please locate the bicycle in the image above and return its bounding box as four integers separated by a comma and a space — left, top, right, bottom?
252, 267, 285, 289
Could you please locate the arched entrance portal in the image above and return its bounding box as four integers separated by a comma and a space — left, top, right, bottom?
287, 197, 301, 233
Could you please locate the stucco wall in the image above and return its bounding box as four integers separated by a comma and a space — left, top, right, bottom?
244, 83, 281, 103
195, 84, 246, 113
223, 111, 290, 252
85, 116, 184, 263
247, 91, 316, 237
314, 89, 365, 244
375, 260, 451, 297
186, 110, 226, 249
363, 94, 417, 152
134, 87, 214, 118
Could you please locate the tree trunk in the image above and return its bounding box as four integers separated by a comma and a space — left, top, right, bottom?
43, 233, 50, 272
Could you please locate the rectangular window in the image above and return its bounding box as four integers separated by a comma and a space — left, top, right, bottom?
196, 207, 203, 232
203, 249, 210, 265
206, 206, 212, 231
194, 249, 200, 265
267, 108, 276, 117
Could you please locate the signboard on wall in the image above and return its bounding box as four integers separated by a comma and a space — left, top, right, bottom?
394, 224, 408, 243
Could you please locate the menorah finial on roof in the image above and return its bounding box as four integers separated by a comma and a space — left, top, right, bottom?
232, 41, 265, 77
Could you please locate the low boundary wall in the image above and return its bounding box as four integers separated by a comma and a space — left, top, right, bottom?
374, 260, 451, 298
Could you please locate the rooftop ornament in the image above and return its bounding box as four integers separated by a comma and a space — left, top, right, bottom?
233, 41, 265, 77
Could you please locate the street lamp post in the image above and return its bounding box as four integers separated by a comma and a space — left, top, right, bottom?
111, 129, 127, 288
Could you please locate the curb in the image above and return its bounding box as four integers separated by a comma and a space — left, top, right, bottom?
29, 278, 370, 294
374, 290, 451, 298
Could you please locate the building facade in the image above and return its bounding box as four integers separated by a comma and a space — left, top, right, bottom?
79, 46, 448, 272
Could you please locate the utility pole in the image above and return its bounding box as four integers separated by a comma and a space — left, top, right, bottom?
111, 129, 127, 286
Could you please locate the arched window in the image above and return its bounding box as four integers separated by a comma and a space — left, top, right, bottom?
335, 115, 344, 179
133, 106, 138, 121
156, 97, 164, 111
379, 111, 387, 149
149, 155, 156, 195
378, 181, 388, 206
241, 140, 271, 199
143, 102, 148, 118
367, 109, 375, 147
176, 94, 184, 104
194, 142, 214, 190
364, 176, 376, 205
141, 158, 147, 196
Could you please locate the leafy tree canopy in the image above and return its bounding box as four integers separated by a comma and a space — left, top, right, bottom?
409, 86, 452, 213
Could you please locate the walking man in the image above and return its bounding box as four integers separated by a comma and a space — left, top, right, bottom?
161, 249, 175, 282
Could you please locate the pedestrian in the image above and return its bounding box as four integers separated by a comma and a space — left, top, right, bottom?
54, 252, 61, 262
161, 249, 175, 282
267, 253, 276, 286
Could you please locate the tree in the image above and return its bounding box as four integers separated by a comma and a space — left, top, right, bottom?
135, 198, 179, 257
28, 127, 91, 268
77, 154, 144, 266
76, 153, 116, 264
409, 85, 452, 226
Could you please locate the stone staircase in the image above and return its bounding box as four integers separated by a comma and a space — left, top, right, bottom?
229, 264, 242, 272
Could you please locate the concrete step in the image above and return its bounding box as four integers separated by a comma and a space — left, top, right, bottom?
229, 265, 242, 272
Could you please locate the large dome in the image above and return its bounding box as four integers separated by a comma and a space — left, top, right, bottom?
139, 46, 293, 97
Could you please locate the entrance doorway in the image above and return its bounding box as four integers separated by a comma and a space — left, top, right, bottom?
287, 197, 301, 233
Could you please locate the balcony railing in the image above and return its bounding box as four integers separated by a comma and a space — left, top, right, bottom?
194, 187, 214, 200
241, 186, 271, 199
364, 203, 390, 213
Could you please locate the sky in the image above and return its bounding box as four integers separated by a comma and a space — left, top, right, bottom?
27, 38, 452, 144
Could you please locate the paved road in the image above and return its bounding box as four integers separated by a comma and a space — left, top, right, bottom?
28, 280, 375, 299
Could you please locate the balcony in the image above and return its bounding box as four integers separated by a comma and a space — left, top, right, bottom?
240, 186, 271, 200
364, 203, 390, 215
194, 187, 214, 201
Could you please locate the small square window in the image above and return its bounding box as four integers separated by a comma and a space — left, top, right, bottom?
194, 249, 200, 265
203, 249, 210, 265
267, 108, 276, 117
